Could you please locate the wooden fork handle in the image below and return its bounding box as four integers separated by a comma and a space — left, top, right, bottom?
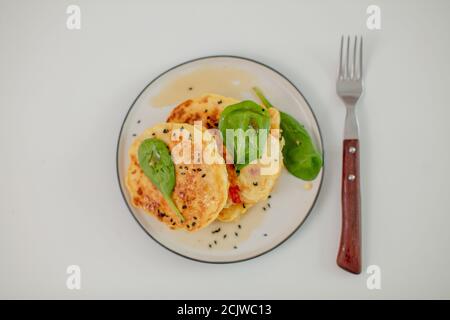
337, 139, 361, 274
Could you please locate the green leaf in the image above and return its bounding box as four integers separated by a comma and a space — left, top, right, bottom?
218, 101, 271, 172
138, 138, 185, 222
280, 112, 323, 181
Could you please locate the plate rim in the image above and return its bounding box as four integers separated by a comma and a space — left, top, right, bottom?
116, 55, 325, 264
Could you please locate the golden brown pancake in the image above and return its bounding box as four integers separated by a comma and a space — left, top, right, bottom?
167, 93, 237, 129
126, 123, 228, 231
167, 94, 282, 222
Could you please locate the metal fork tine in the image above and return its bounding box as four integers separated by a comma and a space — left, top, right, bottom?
359, 36, 363, 79
352, 36, 357, 79
336, 35, 363, 98
339, 36, 344, 78
345, 36, 350, 79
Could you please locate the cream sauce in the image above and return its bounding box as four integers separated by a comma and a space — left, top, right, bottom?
151, 66, 257, 108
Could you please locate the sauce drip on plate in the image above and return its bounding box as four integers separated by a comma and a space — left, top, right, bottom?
150, 66, 256, 108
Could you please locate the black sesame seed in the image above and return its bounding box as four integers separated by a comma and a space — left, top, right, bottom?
223, 234, 227, 239
263, 207, 266, 211
152, 132, 156, 136
163, 129, 168, 133
193, 216, 197, 220
218, 100, 222, 104
233, 246, 238, 249
209, 244, 212, 248
204, 109, 208, 113
238, 224, 242, 229
132, 133, 136, 137
264, 233, 268, 237
182, 205, 187, 209
214, 240, 217, 245
188, 87, 193, 91
137, 120, 141, 124
268, 195, 272, 199
235, 232, 239, 237
242, 203, 246, 208
201, 174, 206, 178
253, 182, 258, 186
267, 203, 271, 208
212, 228, 221, 234
192, 222, 196, 226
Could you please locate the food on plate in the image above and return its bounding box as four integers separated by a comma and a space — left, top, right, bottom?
138, 138, 185, 222
167, 93, 238, 129
126, 123, 228, 231
218, 100, 271, 171
167, 94, 282, 222
166, 94, 251, 221
125, 88, 321, 232
279, 112, 323, 181
232, 106, 283, 205
253, 87, 323, 181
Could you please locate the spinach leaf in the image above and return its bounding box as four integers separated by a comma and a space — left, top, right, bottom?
138, 138, 185, 222
253, 87, 323, 181
218, 101, 271, 172
279, 112, 323, 181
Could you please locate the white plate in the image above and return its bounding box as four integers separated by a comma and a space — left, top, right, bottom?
116, 56, 324, 263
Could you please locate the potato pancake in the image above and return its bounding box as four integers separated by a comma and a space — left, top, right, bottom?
126, 123, 228, 231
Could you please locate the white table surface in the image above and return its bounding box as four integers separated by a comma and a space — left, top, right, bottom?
1, 0, 450, 299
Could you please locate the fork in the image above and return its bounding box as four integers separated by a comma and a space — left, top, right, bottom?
336, 36, 363, 274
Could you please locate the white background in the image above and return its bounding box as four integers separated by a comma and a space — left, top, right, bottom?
1, 0, 449, 299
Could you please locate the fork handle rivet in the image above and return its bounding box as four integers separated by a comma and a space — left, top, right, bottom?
348, 174, 356, 181
349, 146, 356, 154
